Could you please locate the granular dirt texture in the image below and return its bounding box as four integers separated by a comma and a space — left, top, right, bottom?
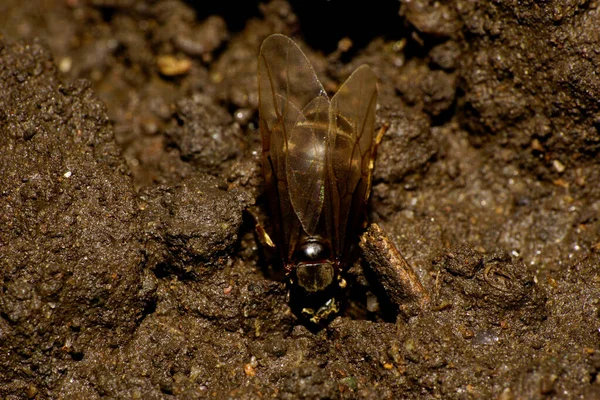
1, 1, 600, 399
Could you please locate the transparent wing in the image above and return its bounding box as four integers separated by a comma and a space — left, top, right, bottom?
286, 96, 329, 235
327, 65, 378, 257
258, 34, 329, 258
258, 34, 326, 184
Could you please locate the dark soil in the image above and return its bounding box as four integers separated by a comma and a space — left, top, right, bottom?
1, 1, 599, 399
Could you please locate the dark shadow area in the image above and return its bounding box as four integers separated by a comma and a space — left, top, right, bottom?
290, 0, 405, 54
243, 200, 287, 282
343, 261, 399, 323
187, 1, 262, 32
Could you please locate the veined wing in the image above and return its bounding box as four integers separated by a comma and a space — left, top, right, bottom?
286, 96, 330, 236
327, 65, 378, 257
258, 34, 329, 258
258, 34, 327, 180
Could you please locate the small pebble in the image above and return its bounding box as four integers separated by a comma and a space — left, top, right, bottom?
59, 57, 72, 73
552, 159, 565, 173
157, 55, 191, 76
244, 363, 256, 376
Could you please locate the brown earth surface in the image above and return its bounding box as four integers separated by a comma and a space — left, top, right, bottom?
1, 1, 599, 399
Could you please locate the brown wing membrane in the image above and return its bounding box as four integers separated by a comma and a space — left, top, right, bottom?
286, 96, 329, 236
258, 34, 328, 259
327, 65, 378, 257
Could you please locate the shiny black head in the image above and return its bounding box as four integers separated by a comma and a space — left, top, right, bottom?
288, 238, 343, 323
295, 262, 334, 293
